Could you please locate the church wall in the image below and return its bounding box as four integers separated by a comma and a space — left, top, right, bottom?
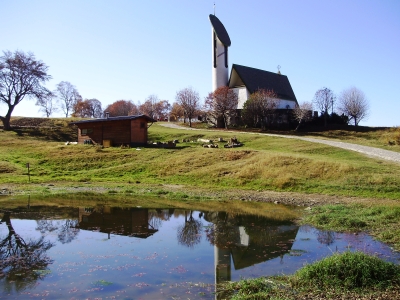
232, 87, 249, 109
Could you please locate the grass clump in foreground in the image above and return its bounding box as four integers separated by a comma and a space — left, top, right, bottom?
220, 251, 400, 299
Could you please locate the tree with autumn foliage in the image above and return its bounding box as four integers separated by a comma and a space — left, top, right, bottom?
103, 100, 138, 117
169, 102, 185, 122
72, 98, 102, 118
175, 87, 200, 127
204, 86, 238, 129
241, 89, 279, 129
139, 95, 159, 119
138, 95, 171, 120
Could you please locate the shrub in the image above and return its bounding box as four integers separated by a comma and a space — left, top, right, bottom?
291, 251, 400, 290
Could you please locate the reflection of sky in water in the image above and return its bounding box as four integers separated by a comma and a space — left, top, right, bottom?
1, 209, 399, 299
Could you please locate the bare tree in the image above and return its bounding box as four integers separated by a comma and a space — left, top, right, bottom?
55, 81, 81, 117
36, 92, 57, 117
139, 95, 159, 119
293, 101, 313, 131
338, 87, 369, 126
313, 87, 335, 127
241, 89, 279, 129
204, 86, 238, 129
175, 87, 200, 127
0, 50, 51, 130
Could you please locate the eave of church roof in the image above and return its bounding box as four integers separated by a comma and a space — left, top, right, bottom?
229, 64, 297, 102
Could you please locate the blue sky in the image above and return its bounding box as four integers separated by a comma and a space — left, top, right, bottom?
1, 0, 399, 127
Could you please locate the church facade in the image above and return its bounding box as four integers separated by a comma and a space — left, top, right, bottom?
209, 14, 298, 127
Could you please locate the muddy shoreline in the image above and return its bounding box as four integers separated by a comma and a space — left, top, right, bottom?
1, 182, 395, 208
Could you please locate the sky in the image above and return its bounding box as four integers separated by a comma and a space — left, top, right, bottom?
1, 0, 399, 127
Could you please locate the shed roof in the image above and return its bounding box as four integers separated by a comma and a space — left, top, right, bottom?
209, 14, 231, 47
70, 114, 156, 125
229, 64, 297, 102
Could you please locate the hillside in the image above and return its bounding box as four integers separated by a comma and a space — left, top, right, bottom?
1, 118, 400, 201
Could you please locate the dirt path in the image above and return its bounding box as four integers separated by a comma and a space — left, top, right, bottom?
159, 123, 400, 164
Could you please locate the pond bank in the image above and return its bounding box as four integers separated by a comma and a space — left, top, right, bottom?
1, 181, 397, 208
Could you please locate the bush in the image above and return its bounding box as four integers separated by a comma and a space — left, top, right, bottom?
291, 251, 400, 290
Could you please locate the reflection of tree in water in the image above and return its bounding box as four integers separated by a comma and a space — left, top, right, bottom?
177, 211, 202, 248
0, 212, 54, 292
316, 230, 336, 246
36, 219, 79, 244
205, 212, 241, 249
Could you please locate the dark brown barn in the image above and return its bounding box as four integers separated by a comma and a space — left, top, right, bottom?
71, 115, 156, 147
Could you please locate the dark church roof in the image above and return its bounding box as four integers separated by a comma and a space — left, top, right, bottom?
229, 64, 297, 102
70, 115, 156, 125
209, 14, 231, 47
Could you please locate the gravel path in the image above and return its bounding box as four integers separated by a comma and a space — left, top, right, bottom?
159, 123, 400, 164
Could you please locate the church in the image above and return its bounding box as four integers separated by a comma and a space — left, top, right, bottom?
209, 14, 298, 126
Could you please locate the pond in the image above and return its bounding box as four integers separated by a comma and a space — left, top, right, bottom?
0, 202, 399, 299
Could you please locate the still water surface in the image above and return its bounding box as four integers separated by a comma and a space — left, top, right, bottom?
1, 205, 399, 299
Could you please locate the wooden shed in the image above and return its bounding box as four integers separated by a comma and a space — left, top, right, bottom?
70, 115, 156, 147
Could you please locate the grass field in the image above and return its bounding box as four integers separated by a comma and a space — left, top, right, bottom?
1, 120, 400, 199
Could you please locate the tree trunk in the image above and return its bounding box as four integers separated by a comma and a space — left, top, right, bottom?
295, 119, 303, 131
223, 114, 228, 129
0, 106, 15, 130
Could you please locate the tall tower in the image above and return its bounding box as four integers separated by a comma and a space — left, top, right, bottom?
209, 14, 231, 92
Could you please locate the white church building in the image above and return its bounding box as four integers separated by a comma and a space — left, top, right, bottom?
209, 14, 298, 125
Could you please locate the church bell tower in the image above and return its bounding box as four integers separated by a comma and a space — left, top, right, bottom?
209, 14, 231, 92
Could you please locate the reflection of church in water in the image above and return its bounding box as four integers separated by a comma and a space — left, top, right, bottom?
78, 207, 298, 286
203, 212, 298, 285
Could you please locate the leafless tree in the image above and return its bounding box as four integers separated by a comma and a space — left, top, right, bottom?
293, 101, 313, 131
139, 94, 160, 119
36, 92, 57, 117
313, 87, 335, 127
175, 87, 201, 127
55, 81, 81, 117
0, 50, 51, 130
204, 86, 238, 129
338, 87, 369, 126
241, 89, 279, 129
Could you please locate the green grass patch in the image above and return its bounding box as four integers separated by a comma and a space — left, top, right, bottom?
302, 203, 400, 249
291, 251, 400, 290
220, 252, 400, 299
